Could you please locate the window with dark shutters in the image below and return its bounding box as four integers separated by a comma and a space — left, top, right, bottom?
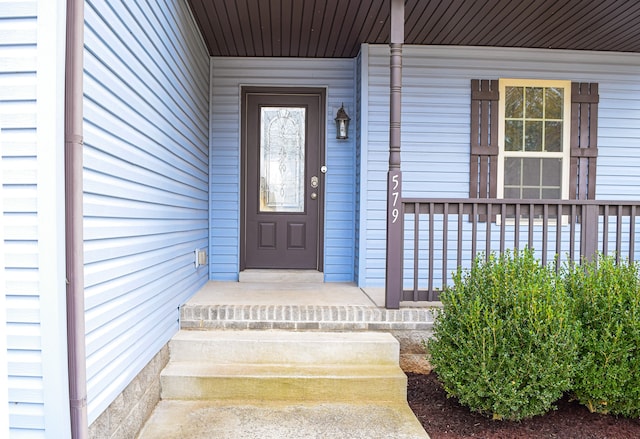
470, 79, 599, 205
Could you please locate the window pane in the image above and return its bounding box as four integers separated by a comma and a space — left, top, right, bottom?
504, 157, 521, 185
542, 158, 562, 186
504, 157, 562, 200
545, 87, 563, 119
545, 121, 562, 152
260, 107, 305, 212
522, 158, 541, 186
542, 188, 561, 199
522, 187, 540, 199
505, 87, 523, 118
524, 121, 543, 151
526, 87, 543, 118
505, 120, 523, 151
504, 187, 521, 198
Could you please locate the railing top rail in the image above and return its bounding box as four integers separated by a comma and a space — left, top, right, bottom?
401, 198, 640, 207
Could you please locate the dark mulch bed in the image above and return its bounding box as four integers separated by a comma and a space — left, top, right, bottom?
407, 372, 640, 439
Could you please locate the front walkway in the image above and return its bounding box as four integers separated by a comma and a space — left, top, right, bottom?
138, 400, 429, 438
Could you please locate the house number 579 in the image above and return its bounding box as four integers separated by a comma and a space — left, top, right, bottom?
392, 174, 399, 223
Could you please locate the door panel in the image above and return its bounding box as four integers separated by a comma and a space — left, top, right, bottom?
242, 89, 325, 269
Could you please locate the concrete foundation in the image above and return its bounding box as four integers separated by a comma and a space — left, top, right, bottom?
88, 345, 169, 439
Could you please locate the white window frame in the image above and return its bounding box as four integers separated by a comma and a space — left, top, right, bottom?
497, 79, 572, 201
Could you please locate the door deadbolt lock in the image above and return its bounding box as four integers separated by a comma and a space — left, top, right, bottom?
310, 176, 319, 188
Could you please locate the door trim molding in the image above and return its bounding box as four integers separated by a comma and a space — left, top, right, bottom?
240, 86, 327, 271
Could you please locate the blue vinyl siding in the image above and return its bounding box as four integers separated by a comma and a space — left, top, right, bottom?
209, 57, 356, 282
360, 45, 640, 287
83, 0, 209, 423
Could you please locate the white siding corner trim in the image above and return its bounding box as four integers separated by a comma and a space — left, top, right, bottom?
37, 0, 70, 436
1, 128, 10, 438
2, 0, 69, 436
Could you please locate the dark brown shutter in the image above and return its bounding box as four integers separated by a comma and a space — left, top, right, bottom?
469, 80, 599, 207
470, 79, 499, 199
570, 82, 599, 200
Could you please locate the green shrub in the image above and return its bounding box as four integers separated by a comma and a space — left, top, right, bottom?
564, 255, 640, 417
427, 248, 580, 421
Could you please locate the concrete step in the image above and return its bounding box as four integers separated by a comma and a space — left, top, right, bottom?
162, 330, 408, 403
169, 330, 399, 365
161, 362, 407, 402
138, 400, 430, 439
239, 269, 324, 283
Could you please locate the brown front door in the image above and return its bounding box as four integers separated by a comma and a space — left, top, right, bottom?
242, 88, 325, 269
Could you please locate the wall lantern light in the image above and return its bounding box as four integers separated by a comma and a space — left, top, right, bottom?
334, 103, 351, 140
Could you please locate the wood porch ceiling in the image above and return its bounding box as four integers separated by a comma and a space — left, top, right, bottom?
187, 0, 640, 57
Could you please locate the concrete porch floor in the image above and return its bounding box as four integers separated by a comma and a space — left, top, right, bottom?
186, 280, 386, 307
185, 268, 440, 309
181, 278, 439, 336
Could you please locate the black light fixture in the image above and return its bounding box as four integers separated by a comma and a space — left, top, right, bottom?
334, 103, 351, 140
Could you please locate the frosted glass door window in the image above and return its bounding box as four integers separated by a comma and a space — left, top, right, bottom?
260, 107, 306, 212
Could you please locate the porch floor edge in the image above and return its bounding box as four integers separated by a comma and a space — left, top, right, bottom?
180, 282, 439, 331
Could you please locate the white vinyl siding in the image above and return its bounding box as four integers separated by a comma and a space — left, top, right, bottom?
2, 0, 69, 437
210, 57, 356, 282
83, 0, 209, 423
361, 44, 640, 287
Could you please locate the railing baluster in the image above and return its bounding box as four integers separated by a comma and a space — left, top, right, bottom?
569, 204, 576, 262
457, 202, 463, 267
428, 202, 435, 300
413, 202, 420, 301
442, 203, 449, 295
602, 204, 609, 256
515, 204, 520, 250
472, 203, 478, 262
500, 203, 506, 254
631, 205, 636, 263
616, 205, 622, 264
542, 203, 548, 266
486, 203, 492, 259
555, 203, 562, 273
528, 203, 534, 249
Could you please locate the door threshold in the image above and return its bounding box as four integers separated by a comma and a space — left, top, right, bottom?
239, 269, 324, 284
